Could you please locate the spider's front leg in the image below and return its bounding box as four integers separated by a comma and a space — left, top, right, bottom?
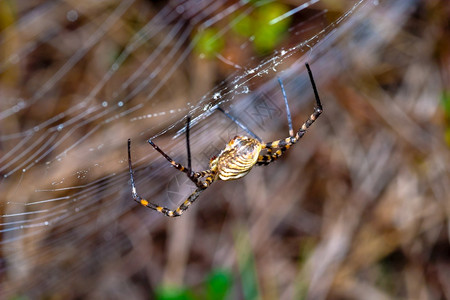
257, 63, 323, 166
257, 104, 323, 165
257, 137, 295, 165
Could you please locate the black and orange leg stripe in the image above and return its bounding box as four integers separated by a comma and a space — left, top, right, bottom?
128, 139, 218, 217
147, 139, 207, 188
257, 110, 321, 165
195, 170, 211, 178
257, 145, 291, 165
301, 62, 323, 136
292, 63, 323, 142
257, 136, 295, 165
257, 63, 323, 166
128, 139, 215, 217
132, 188, 204, 217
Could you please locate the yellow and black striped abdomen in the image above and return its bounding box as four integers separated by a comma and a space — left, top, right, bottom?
214, 136, 262, 181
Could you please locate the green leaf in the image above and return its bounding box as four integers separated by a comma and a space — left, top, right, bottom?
254, 3, 291, 53
234, 228, 260, 300
231, 13, 253, 37
155, 285, 196, 300
444, 128, 450, 147
194, 28, 225, 58
205, 269, 233, 300
231, 2, 291, 54
0, 0, 16, 30
441, 90, 450, 117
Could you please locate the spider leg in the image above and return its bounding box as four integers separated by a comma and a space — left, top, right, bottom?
133, 186, 204, 217
306, 62, 323, 112
128, 141, 215, 217
195, 170, 212, 177
185, 115, 192, 171
217, 106, 262, 142
148, 139, 209, 188
278, 77, 294, 137
147, 115, 211, 188
183, 117, 213, 178
257, 63, 323, 166
257, 137, 295, 165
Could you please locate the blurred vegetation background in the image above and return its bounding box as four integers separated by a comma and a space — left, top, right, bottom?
0, 0, 449, 299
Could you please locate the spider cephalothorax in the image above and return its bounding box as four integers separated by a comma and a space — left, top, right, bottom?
128, 63, 323, 217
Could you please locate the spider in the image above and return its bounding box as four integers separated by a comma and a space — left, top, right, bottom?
127, 62, 323, 217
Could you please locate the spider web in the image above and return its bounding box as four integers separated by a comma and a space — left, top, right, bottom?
0, 0, 431, 298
